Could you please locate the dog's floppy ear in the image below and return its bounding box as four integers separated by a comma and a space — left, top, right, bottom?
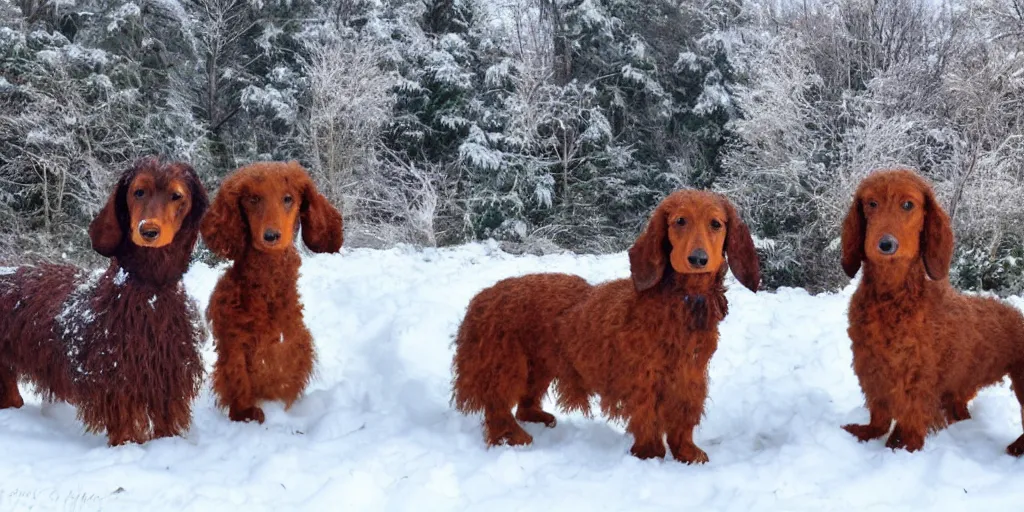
722, 198, 760, 292
841, 192, 866, 279
89, 167, 133, 257
291, 163, 343, 253
921, 184, 953, 281
201, 174, 247, 261
629, 204, 668, 292
181, 163, 209, 233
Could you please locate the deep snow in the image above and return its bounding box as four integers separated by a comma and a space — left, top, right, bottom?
1, 243, 1024, 511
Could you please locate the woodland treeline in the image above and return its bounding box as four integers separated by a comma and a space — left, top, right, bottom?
1, 0, 1022, 292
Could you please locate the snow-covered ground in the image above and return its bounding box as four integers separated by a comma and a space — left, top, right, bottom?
2, 243, 1024, 511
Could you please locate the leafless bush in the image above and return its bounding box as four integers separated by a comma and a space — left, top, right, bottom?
344, 151, 449, 248
302, 36, 398, 211
939, 26, 1024, 254
299, 34, 452, 248
718, 31, 844, 288
0, 36, 145, 264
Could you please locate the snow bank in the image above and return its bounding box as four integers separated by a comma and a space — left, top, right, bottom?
1, 243, 1023, 511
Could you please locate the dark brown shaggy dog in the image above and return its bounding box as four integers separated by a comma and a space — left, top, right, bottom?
0, 158, 208, 445
202, 161, 343, 424
841, 168, 1024, 455
452, 190, 760, 463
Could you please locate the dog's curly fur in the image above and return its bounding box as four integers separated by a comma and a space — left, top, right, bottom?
841, 168, 1024, 455
0, 157, 208, 445
452, 190, 760, 463
202, 161, 343, 424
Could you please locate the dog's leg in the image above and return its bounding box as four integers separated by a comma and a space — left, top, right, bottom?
886, 420, 925, 451
667, 426, 708, 465
882, 423, 906, 449
1006, 368, 1024, 456
843, 402, 893, 442
0, 365, 23, 409
1009, 435, 1024, 457
97, 392, 150, 446
152, 418, 174, 440
664, 390, 709, 464
881, 347, 941, 453
627, 402, 666, 460
229, 405, 265, 424
886, 392, 932, 452
515, 366, 556, 428
484, 406, 533, 446
107, 428, 147, 446
106, 421, 148, 446
214, 339, 264, 424
151, 391, 192, 440
107, 426, 130, 447
150, 398, 173, 440
276, 326, 315, 410
940, 392, 971, 423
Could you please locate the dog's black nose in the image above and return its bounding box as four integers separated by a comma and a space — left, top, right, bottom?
263, 229, 281, 243
139, 223, 160, 241
687, 248, 709, 268
878, 234, 898, 255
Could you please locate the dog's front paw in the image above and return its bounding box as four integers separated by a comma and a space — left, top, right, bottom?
0, 393, 23, 409
884, 425, 923, 452
883, 425, 904, 450
1007, 435, 1024, 457
892, 431, 924, 453
485, 418, 533, 447
944, 401, 971, 423
671, 443, 709, 465
515, 407, 557, 428
499, 430, 533, 446
489, 428, 533, 447
630, 440, 667, 460
230, 406, 265, 424
842, 423, 888, 442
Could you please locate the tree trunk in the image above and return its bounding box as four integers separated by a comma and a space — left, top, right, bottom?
542, 0, 571, 85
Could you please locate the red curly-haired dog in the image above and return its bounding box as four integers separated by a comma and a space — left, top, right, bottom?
0, 157, 208, 445
841, 168, 1024, 455
202, 161, 343, 424
452, 190, 760, 463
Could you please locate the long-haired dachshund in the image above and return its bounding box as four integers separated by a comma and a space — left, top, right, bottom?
841, 168, 1024, 455
201, 161, 343, 424
452, 190, 760, 463
0, 157, 208, 445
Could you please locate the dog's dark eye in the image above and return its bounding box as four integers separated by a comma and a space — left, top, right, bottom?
710, 219, 722, 230
249, 196, 261, 205
133, 189, 145, 198
902, 201, 913, 211
675, 217, 686, 226
867, 200, 878, 208
171, 192, 183, 201
283, 195, 293, 206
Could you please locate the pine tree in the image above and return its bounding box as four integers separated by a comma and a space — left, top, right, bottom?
0, 0, 199, 261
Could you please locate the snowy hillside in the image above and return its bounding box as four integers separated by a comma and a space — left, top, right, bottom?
2, 243, 1024, 511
